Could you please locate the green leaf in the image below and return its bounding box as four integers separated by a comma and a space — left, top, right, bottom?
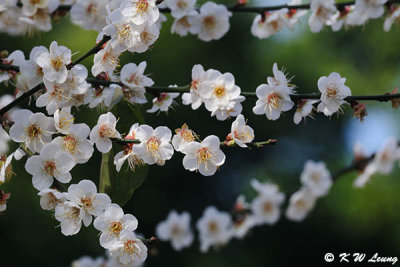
98, 100, 149, 206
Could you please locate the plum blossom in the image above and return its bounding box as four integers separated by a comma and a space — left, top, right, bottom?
228, 114, 254, 148
0, 190, 10, 212
147, 92, 179, 113
70, 0, 107, 31
67, 180, 111, 226
52, 123, 94, 164
55, 200, 84, 236
38, 188, 68, 210
347, 0, 387, 26
250, 179, 285, 225
253, 68, 294, 120
196, 206, 232, 252
120, 62, 153, 104
308, 0, 337, 33
231, 195, 255, 239
251, 9, 288, 39
94, 204, 139, 249
156, 210, 194, 251
171, 11, 198, 36
9, 109, 55, 153
182, 64, 220, 110
191, 2, 232, 41
90, 112, 121, 153
166, 0, 196, 18
384, 5, 400, 31
120, 0, 160, 25
317, 72, 351, 116
182, 135, 225, 176
92, 42, 121, 77
0, 153, 13, 184
172, 123, 197, 152
113, 123, 143, 172
109, 231, 148, 266
54, 107, 74, 134
198, 70, 245, 121
19, 45, 47, 88
135, 125, 174, 165
300, 160, 332, 197
25, 143, 75, 190
286, 187, 317, 222
35, 41, 71, 83
293, 99, 318, 124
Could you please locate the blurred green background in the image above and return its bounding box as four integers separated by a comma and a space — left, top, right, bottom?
1, 1, 400, 266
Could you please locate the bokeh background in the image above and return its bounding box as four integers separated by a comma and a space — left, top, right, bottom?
1, 0, 400, 266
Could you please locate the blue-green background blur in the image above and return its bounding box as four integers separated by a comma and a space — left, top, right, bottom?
1, 0, 400, 266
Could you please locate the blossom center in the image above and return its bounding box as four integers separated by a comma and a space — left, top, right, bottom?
118, 24, 132, 43
208, 221, 219, 233
310, 172, 321, 182
64, 135, 78, 153
43, 161, 56, 176
136, 0, 149, 14
214, 86, 226, 98
170, 224, 182, 236
263, 201, 273, 213
326, 88, 337, 98
140, 31, 154, 45
30, 0, 41, 5
124, 240, 138, 255
267, 93, 281, 108
50, 56, 65, 71
81, 197, 93, 209
110, 221, 123, 234
99, 124, 115, 138
198, 147, 212, 163
178, 16, 191, 28
26, 124, 41, 138
181, 130, 195, 142
177, 0, 187, 9
203, 16, 216, 28
191, 80, 199, 90
147, 137, 160, 154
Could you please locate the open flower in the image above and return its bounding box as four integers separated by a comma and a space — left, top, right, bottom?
25, 143, 75, 190
191, 2, 232, 41
196, 206, 232, 253
308, 0, 337, 33
250, 179, 285, 225
35, 41, 71, 83
251, 9, 288, 39
286, 187, 317, 222
120, 0, 160, 25
135, 125, 174, 165
120, 62, 153, 104
20, 45, 48, 88
172, 123, 197, 152
90, 112, 121, 153
67, 180, 111, 226
52, 123, 94, 164
109, 230, 148, 266
54, 107, 74, 134
182, 135, 225, 176
156, 210, 194, 251
9, 109, 55, 153
94, 204, 139, 249
317, 72, 351, 116
300, 160, 332, 197
114, 123, 144, 172
293, 99, 318, 124
147, 92, 179, 113
38, 188, 68, 210
229, 114, 254, 148
55, 200, 84, 236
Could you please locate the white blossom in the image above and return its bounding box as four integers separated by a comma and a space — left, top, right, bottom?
251, 9, 288, 39
147, 92, 179, 113
113, 123, 143, 172
166, 0, 196, 18
55, 200, 84, 236
308, 0, 337, 33
120, 0, 160, 25
156, 210, 194, 251
120, 62, 153, 104
0, 153, 13, 185
250, 179, 285, 225
286, 187, 317, 222
229, 114, 254, 148
38, 188, 68, 210
317, 72, 351, 116
182, 135, 225, 176
300, 160, 332, 197
109, 230, 148, 266
94, 204, 138, 249
92, 42, 121, 77
67, 179, 111, 226
9, 109, 55, 153
35, 41, 72, 83
19, 45, 47, 87
293, 99, 318, 124
71, 256, 105, 267
134, 125, 174, 165
171, 11, 198, 36
52, 123, 94, 164
384, 6, 400, 31
90, 112, 121, 153
196, 206, 232, 252
25, 143, 75, 190
191, 2, 232, 41
70, 0, 107, 31
171, 123, 196, 152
